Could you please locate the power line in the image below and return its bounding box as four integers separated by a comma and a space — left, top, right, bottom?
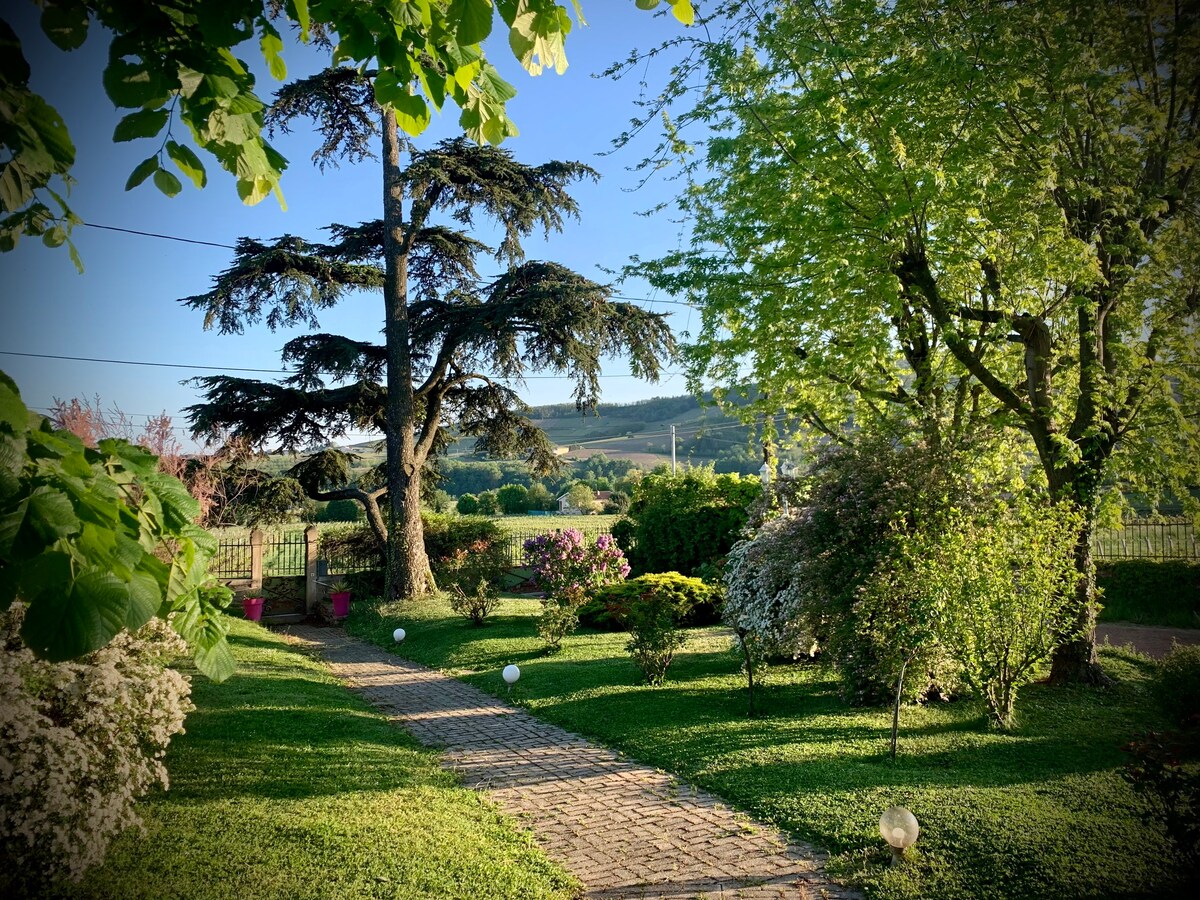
1, 349, 684, 380
80, 221, 236, 250
76, 220, 695, 307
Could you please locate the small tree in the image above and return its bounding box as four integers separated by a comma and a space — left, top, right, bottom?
527, 483, 555, 511
566, 482, 599, 514
456, 493, 480, 515
476, 490, 500, 516
497, 483, 531, 515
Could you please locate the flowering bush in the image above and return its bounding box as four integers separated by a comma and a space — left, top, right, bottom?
523, 530, 629, 650
0, 603, 194, 890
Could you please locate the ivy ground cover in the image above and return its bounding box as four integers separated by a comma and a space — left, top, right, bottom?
48, 618, 576, 900
348, 595, 1187, 900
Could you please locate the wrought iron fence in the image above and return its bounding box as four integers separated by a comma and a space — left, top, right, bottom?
264, 531, 308, 576
210, 536, 252, 580
1093, 517, 1198, 561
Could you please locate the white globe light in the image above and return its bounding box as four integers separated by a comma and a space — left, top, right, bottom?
393, 627, 406, 642
502, 664, 520, 685
879, 806, 919, 852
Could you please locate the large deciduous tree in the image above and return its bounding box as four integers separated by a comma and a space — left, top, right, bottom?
1, 0, 693, 264
185, 134, 674, 600
624, 0, 1199, 682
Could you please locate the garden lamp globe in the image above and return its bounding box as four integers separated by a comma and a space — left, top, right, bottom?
503, 664, 520, 685
879, 806, 919, 865
393, 627, 406, 643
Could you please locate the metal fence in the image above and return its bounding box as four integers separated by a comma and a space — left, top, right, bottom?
1093, 517, 1198, 561
210, 536, 253, 580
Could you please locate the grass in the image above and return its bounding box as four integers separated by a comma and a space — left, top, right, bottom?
347, 594, 1190, 900
53, 618, 577, 900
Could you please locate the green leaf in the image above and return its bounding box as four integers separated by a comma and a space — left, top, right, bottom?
375, 72, 431, 136
22, 564, 128, 662
260, 28, 287, 81
167, 141, 207, 189
27, 486, 80, 543
41, 226, 66, 248
113, 108, 169, 142
125, 566, 162, 631
124, 155, 159, 191
153, 167, 183, 198
40, 1, 90, 51
290, 0, 311, 40
103, 59, 168, 109
449, 0, 494, 45
636, 0, 660, 9
192, 634, 235, 682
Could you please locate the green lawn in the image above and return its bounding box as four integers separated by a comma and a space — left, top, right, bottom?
347, 595, 1189, 900
55, 618, 577, 900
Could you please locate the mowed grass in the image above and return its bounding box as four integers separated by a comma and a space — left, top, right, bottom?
347, 595, 1188, 900
53, 618, 577, 900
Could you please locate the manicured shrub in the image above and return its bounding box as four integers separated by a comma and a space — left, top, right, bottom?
0, 604, 194, 890
1154, 643, 1200, 726
440, 539, 508, 626
614, 467, 761, 576
315, 498, 364, 522
456, 492, 480, 514
580, 572, 722, 631
523, 530, 629, 651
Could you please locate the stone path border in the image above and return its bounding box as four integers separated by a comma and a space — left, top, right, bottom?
286, 626, 858, 900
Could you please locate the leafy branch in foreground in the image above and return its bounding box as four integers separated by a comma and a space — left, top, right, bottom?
0, 370, 232, 681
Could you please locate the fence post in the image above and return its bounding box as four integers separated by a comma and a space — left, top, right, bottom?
249, 527, 264, 593
305, 524, 320, 615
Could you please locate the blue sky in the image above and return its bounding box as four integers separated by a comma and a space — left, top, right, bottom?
1, 5, 700, 448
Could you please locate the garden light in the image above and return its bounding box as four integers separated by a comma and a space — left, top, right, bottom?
393, 627, 406, 642
879, 806, 919, 865
502, 664, 521, 685
758, 461, 772, 485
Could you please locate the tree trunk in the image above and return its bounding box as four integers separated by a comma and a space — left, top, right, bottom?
1048, 507, 1104, 684
381, 108, 432, 601
1047, 459, 1107, 685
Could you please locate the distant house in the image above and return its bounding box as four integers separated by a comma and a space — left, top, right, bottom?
557, 490, 612, 515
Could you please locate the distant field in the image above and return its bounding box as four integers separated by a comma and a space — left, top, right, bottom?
494, 515, 619, 537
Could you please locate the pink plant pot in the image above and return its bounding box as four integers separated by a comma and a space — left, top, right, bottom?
330, 591, 351, 617
242, 597, 264, 621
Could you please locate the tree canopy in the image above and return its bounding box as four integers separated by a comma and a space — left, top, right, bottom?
1, 0, 694, 265
625, 0, 1199, 681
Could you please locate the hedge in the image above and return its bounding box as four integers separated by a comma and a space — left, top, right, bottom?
1096, 560, 1200, 628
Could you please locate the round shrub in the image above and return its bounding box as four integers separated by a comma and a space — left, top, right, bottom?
1154, 643, 1200, 726
580, 572, 723, 631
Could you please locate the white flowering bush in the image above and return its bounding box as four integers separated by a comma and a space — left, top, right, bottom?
722, 514, 814, 660
0, 602, 194, 889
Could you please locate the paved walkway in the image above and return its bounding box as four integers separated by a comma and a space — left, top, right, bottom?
1096, 622, 1199, 659
286, 626, 857, 900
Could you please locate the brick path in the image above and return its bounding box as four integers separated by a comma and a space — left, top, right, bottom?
286, 626, 857, 900
1096, 622, 1200, 659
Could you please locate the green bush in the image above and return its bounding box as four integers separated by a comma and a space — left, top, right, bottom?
614, 467, 761, 577
1097, 561, 1200, 628
579, 573, 722, 631
1154, 643, 1200, 726
315, 498, 364, 522
624, 588, 690, 685
763, 440, 980, 705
